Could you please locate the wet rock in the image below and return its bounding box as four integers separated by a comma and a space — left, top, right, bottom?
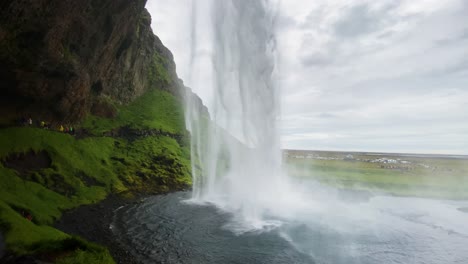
55, 195, 141, 264
0, 0, 183, 122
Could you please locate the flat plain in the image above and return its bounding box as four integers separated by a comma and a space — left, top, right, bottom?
284, 150, 468, 200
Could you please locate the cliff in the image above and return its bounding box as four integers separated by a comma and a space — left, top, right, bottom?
0, 0, 200, 122
0, 1, 207, 263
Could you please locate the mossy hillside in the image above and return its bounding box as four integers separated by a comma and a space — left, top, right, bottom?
118, 136, 192, 189
149, 52, 171, 88
83, 89, 185, 135
0, 129, 115, 223
0, 89, 191, 262
0, 200, 68, 254
0, 201, 112, 263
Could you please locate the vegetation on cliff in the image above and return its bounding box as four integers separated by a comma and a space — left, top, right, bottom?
0, 86, 191, 263
0, 0, 182, 122
0, 0, 203, 263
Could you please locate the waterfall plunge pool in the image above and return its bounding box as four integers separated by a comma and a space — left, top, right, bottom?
111, 188, 468, 264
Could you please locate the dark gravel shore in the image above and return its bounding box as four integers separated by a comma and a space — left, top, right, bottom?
54, 194, 145, 264
0, 232, 4, 259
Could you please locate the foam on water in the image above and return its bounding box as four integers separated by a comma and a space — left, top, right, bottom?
181, 0, 468, 262
112, 191, 468, 264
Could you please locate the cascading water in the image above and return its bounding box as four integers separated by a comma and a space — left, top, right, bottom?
185, 0, 289, 230
112, 2, 468, 263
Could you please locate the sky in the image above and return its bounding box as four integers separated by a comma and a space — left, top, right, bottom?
146, 0, 468, 155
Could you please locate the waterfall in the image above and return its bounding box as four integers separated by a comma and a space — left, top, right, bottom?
185, 0, 286, 230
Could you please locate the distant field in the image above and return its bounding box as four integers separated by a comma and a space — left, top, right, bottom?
284, 150, 468, 200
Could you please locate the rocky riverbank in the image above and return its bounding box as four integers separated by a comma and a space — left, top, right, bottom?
0, 194, 146, 264
54, 194, 143, 264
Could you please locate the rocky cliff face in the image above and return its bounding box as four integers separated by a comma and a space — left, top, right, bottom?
0, 0, 187, 121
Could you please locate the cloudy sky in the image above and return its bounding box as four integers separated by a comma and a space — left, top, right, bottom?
147, 0, 468, 155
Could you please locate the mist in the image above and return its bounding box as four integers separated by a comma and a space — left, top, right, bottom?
143, 0, 468, 263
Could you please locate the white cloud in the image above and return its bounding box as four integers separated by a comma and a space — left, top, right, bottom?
147, 0, 468, 154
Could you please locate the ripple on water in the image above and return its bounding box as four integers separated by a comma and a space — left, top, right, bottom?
112, 192, 313, 264
112, 192, 468, 264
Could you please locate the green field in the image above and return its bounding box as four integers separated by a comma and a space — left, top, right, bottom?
285, 150, 468, 200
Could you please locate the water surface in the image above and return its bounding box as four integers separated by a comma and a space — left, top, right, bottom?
112, 191, 468, 264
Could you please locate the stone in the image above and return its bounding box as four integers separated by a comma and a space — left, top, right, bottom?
0, 232, 4, 259
0, 0, 190, 122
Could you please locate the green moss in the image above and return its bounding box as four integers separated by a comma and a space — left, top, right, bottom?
149, 53, 171, 87
0, 201, 68, 254
62, 44, 78, 65
126, 136, 192, 187
82, 89, 185, 135
0, 88, 192, 262
0, 203, 114, 263
47, 237, 114, 264
57, 249, 114, 264
0, 128, 119, 209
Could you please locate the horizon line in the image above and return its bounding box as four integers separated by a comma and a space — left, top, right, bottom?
281, 149, 468, 158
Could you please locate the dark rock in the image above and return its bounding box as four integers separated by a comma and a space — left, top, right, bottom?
2, 150, 52, 175
183, 85, 210, 117
0, 0, 186, 122
76, 171, 106, 187
54, 195, 141, 264
90, 97, 118, 118
47, 173, 76, 197
0, 232, 4, 259
1, 254, 52, 264
104, 125, 185, 143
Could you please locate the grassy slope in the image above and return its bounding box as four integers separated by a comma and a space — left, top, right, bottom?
82, 89, 185, 135
287, 155, 468, 199
0, 88, 191, 263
